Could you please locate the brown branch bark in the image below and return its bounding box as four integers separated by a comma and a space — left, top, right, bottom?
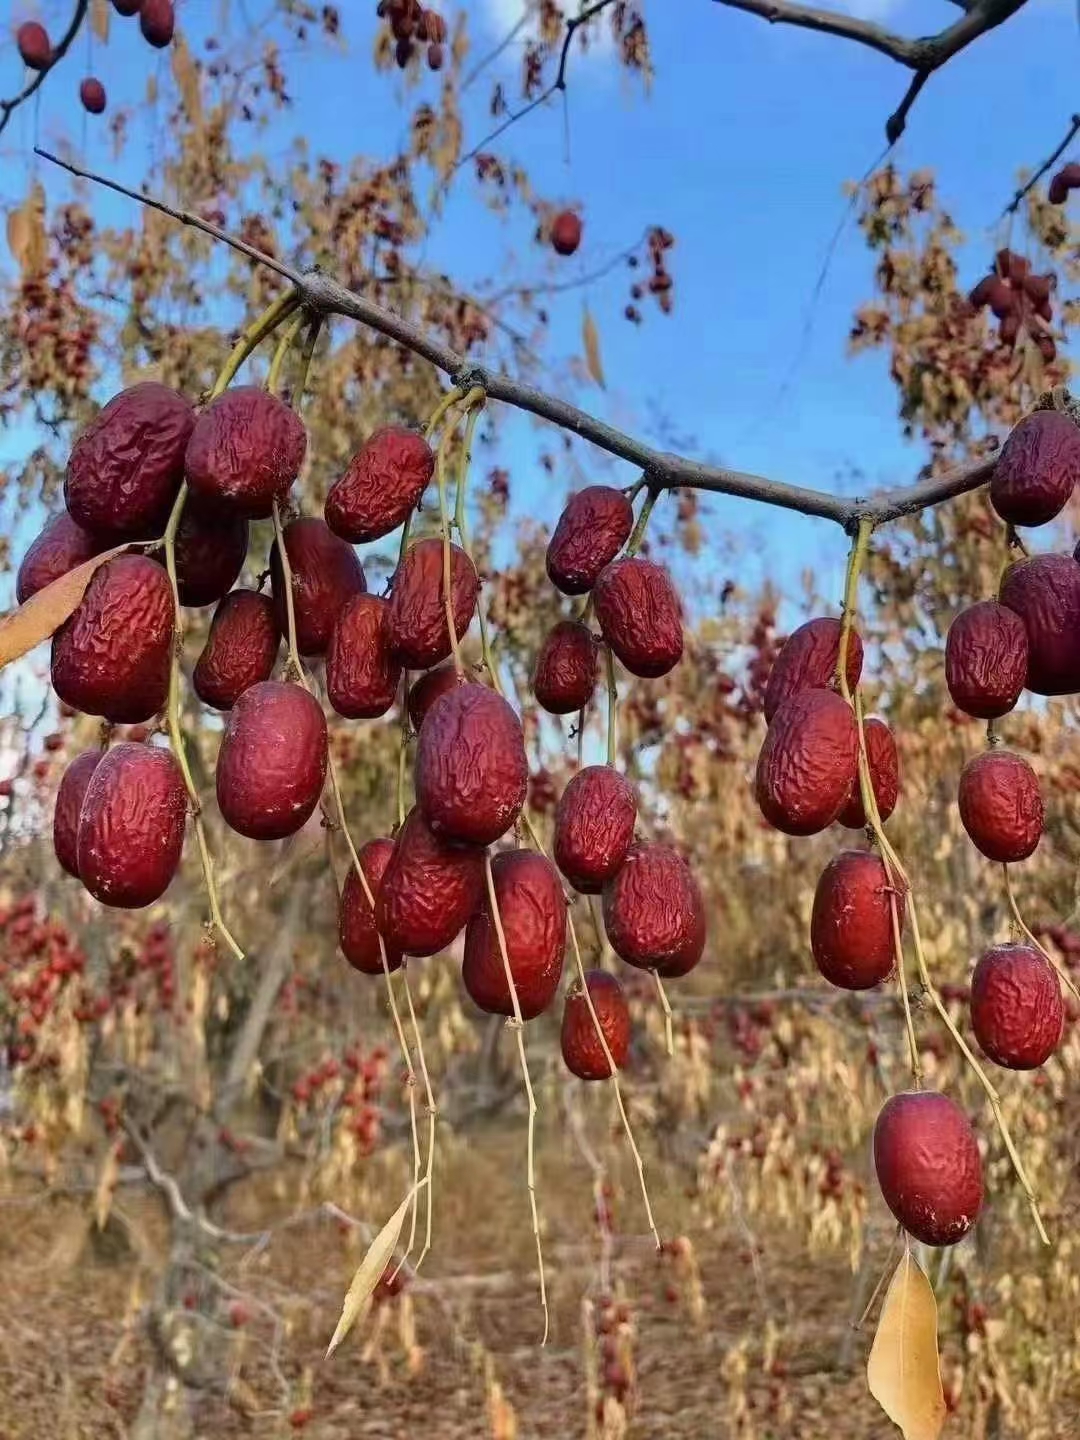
1003, 112, 1080, 216
713, 0, 1030, 138
0, 1, 90, 138
36, 146, 1001, 532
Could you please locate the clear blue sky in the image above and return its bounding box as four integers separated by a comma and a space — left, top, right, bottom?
2, 0, 1077, 623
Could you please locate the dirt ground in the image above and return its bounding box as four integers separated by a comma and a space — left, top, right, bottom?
0, 1121, 1070, 1440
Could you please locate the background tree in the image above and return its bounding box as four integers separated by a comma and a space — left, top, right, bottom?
2, 2, 1080, 1438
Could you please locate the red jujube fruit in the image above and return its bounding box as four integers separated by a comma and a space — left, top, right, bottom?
546, 485, 633, 595
270, 517, 366, 657
65, 382, 194, 540
873, 1090, 983, 1246
754, 688, 858, 836
77, 743, 187, 908
326, 594, 402, 719
810, 850, 902, 990
387, 538, 479, 670
836, 717, 900, 829
339, 838, 403, 975
593, 558, 683, 678
51, 555, 173, 723
185, 386, 306, 519
999, 554, 1080, 696
193, 591, 280, 711
532, 620, 598, 714
957, 749, 1042, 863
53, 750, 104, 879
415, 684, 528, 846
970, 942, 1063, 1070
763, 617, 862, 724
945, 601, 1028, 719
324, 426, 434, 542
376, 806, 485, 957
16, 512, 101, 605
215, 681, 328, 840
990, 410, 1080, 528
553, 766, 637, 894
602, 842, 706, 977
462, 850, 566, 1019
561, 971, 631, 1080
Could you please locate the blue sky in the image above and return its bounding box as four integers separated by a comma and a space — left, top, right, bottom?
2, 0, 1077, 625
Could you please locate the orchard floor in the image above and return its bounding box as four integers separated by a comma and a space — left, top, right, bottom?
0, 1121, 1072, 1440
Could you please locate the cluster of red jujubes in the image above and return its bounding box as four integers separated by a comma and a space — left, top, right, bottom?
753, 405, 1080, 1250
375, 0, 448, 70
15, 366, 705, 1082
967, 248, 1057, 361
527, 484, 705, 1075
14, 1, 175, 119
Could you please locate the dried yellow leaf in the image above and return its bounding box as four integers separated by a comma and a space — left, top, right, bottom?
95, 1143, 120, 1231
867, 1250, 947, 1440
583, 305, 605, 390
91, 0, 110, 43
171, 36, 202, 123
325, 1188, 414, 1358
0, 544, 131, 670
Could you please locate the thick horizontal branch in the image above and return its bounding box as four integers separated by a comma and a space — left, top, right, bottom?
36, 146, 998, 532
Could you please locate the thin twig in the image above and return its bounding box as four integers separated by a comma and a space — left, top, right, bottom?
1003, 113, 1080, 216
1, 2, 90, 137
484, 852, 549, 1344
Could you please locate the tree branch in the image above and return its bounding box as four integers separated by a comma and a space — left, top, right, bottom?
713, 0, 1030, 139
0, 1, 90, 138
36, 145, 999, 532
1003, 112, 1080, 216
216, 890, 304, 1116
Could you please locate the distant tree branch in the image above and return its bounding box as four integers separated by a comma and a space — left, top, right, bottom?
0, 0, 90, 139
454, 0, 619, 175
1003, 112, 1080, 216
713, 0, 1030, 140
37, 145, 1001, 532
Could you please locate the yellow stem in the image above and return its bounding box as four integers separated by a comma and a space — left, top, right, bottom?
484, 852, 549, 1344
1003, 864, 1080, 1005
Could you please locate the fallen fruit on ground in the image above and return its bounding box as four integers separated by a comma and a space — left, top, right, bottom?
561, 971, 631, 1080
873, 1090, 983, 1246
77, 743, 187, 908
462, 850, 566, 1018
215, 681, 328, 840
970, 942, 1063, 1069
